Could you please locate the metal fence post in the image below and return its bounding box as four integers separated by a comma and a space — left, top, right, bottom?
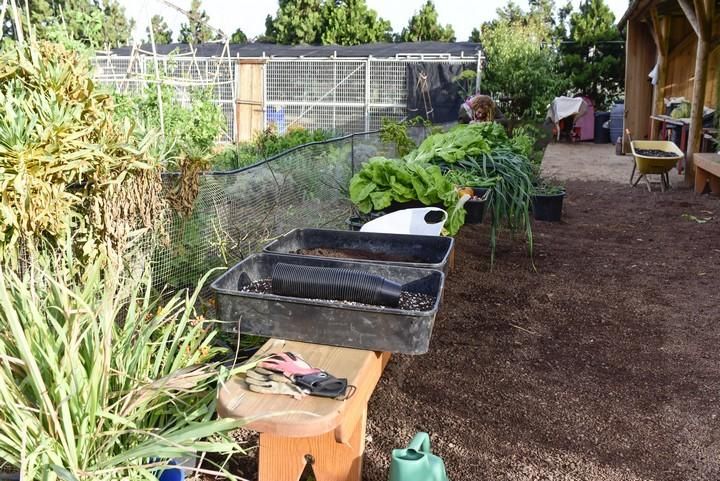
364, 58, 371, 132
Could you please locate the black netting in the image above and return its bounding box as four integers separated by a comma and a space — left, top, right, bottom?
154, 131, 406, 290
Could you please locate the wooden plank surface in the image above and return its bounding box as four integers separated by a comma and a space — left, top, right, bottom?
695, 153, 720, 175
217, 339, 390, 437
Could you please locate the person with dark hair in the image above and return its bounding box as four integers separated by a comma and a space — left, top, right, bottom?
458, 94, 505, 123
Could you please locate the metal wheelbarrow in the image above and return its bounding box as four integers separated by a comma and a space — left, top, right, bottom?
628, 137, 684, 192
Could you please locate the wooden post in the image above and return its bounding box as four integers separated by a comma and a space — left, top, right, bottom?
678, 0, 715, 184
650, 11, 669, 119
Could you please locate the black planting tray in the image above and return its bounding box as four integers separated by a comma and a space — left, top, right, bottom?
211, 253, 445, 354
263, 228, 454, 273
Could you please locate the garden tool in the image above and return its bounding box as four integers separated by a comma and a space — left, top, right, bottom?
258, 352, 351, 399
389, 432, 449, 481
244, 366, 306, 400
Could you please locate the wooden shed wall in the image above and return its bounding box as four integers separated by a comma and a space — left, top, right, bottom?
624, 17, 657, 141
663, 15, 720, 107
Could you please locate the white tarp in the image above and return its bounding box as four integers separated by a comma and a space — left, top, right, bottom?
546, 96, 588, 125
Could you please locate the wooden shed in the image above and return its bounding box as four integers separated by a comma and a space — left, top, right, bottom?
620, 0, 718, 182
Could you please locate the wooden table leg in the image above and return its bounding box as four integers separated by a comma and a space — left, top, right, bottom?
258, 408, 367, 481
709, 174, 720, 196
695, 168, 709, 194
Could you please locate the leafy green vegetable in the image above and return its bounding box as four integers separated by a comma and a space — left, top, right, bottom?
406, 122, 535, 165
348, 157, 465, 235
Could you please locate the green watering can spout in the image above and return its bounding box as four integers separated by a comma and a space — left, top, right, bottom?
388, 432, 449, 481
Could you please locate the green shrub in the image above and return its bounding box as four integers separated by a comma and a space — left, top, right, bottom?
113, 84, 226, 161
211, 126, 336, 171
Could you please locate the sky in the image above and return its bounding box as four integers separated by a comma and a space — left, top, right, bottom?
120, 0, 630, 44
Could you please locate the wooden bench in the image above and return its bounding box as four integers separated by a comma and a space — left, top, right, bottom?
694, 153, 720, 195
217, 339, 390, 481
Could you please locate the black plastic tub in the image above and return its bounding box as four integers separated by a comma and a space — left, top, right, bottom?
211, 253, 445, 354
531, 193, 565, 222
263, 228, 454, 273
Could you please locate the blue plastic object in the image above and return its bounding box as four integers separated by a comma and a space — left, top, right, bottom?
156, 459, 184, 481
266, 106, 286, 134
389, 432, 448, 481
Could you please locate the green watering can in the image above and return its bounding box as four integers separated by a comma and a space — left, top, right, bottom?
389, 432, 449, 481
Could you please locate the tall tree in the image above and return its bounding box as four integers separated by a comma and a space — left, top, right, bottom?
100, 0, 134, 48
264, 0, 326, 44
319, 0, 392, 45
230, 28, 247, 43
399, 0, 455, 42
560, 0, 624, 109
147, 14, 173, 44
179, 0, 215, 44
2, 0, 133, 48
264, 0, 392, 45
477, 2, 567, 119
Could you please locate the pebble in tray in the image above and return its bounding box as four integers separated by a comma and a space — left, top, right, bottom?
240, 279, 436, 311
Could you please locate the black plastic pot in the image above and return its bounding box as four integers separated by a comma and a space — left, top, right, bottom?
346, 217, 366, 231
271, 262, 402, 307
345, 212, 384, 231
464, 187, 489, 224
211, 253, 445, 354
377, 199, 445, 214
531, 192, 565, 222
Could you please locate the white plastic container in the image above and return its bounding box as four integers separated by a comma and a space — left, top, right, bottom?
360, 208, 447, 236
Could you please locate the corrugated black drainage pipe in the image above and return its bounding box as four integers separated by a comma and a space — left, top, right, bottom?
271, 263, 402, 307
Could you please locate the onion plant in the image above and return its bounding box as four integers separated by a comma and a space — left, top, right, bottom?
460, 149, 535, 262
0, 252, 245, 480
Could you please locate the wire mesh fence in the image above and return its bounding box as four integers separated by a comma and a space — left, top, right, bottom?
152, 130, 402, 290
93, 54, 479, 142
93, 55, 236, 142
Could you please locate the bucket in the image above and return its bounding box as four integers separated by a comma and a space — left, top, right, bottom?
463, 188, 489, 224
360, 208, 447, 236
531, 193, 565, 222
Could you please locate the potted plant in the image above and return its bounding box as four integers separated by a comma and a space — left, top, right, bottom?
456, 186, 490, 224
445, 172, 494, 225
531, 180, 566, 222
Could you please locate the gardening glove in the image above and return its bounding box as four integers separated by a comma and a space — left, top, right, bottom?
258, 352, 322, 379
259, 352, 351, 400
244, 366, 306, 400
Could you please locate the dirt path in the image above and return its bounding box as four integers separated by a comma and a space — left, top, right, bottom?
207, 145, 720, 481
541, 142, 685, 186
362, 147, 720, 481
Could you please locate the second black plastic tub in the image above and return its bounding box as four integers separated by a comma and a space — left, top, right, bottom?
211, 253, 445, 354
263, 228, 454, 273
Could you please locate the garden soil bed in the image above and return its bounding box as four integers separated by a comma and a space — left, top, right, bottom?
202, 179, 720, 481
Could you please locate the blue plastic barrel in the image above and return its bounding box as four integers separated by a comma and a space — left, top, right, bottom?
609, 102, 624, 144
